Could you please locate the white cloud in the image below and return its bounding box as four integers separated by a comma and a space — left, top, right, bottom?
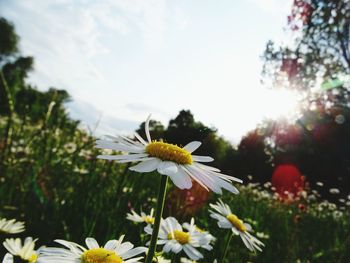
0, 0, 187, 89
0, 0, 187, 99
66, 99, 140, 136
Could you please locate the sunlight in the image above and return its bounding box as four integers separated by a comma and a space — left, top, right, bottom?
261, 88, 301, 120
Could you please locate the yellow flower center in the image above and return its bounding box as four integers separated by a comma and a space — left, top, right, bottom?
143, 216, 155, 224
168, 230, 190, 245
226, 214, 246, 232
81, 248, 122, 263
29, 253, 38, 263
145, 141, 193, 165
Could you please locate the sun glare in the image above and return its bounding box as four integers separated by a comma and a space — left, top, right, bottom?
261, 88, 301, 120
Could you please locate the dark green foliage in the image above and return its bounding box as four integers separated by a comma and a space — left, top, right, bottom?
262, 0, 350, 91
0, 18, 18, 60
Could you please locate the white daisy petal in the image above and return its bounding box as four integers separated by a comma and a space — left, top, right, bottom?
183, 244, 203, 260
171, 242, 183, 253
183, 141, 201, 153
2, 253, 13, 263
192, 155, 214, 163
115, 242, 134, 255
213, 176, 239, 194
210, 171, 243, 183
217, 219, 232, 229
241, 234, 254, 251
194, 162, 221, 172
134, 132, 148, 145
157, 161, 178, 175
96, 140, 144, 153
104, 240, 117, 251
163, 241, 173, 253
231, 227, 240, 235
156, 239, 168, 245
145, 114, 152, 143
85, 238, 99, 249
244, 223, 252, 232
97, 153, 148, 161
129, 158, 161, 172
167, 166, 192, 189
181, 166, 209, 191
109, 134, 143, 147
186, 165, 222, 194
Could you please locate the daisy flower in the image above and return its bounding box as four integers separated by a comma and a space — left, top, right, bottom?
127, 209, 155, 225
2, 237, 38, 263
96, 116, 242, 194
145, 217, 211, 261
209, 199, 264, 252
0, 218, 25, 234
37, 236, 147, 263
182, 218, 216, 251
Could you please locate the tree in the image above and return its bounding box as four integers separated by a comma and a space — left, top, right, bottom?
259, 1, 350, 199
0, 17, 34, 115
136, 119, 165, 142
164, 110, 236, 169
262, 0, 350, 92
0, 17, 18, 62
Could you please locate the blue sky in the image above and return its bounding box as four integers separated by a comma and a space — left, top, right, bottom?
0, 0, 296, 143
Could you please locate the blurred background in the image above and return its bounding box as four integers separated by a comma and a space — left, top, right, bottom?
0, 0, 350, 262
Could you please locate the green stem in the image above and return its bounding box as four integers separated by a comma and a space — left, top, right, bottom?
220, 232, 233, 263
144, 174, 168, 263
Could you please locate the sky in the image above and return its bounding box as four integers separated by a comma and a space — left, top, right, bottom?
0, 0, 296, 143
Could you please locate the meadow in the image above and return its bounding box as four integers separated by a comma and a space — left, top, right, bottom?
0, 110, 349, 262
1, 2, 350, 260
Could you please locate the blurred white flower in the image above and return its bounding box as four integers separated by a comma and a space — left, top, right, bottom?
333, 211, 343, 219
182, 218, 216, 250
0, 218, 25, 234
329, 188, 340, 194
127, 209, 155, 225
145, 217, 211, 261
3, 237, 38, 263
316, 182, 324, 187
209, 199, 264, 252
256, 232, 270, 240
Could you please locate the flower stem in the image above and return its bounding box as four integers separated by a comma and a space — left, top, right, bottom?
220, 232, 233, 263
144, 174, 168, 263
